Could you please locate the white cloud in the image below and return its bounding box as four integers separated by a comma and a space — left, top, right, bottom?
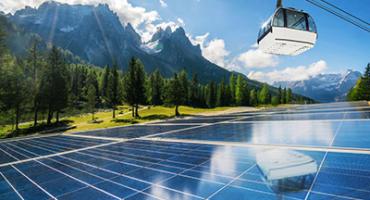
141, 18, 185, 42
188, 32, 209, 46
0, 0, 189, 43
247, 60, 328, 84
236, 49, 279, 68
0, 0, 160, 29
188, 33, 230, 68
159, 0, 168, 8
203, 39, 230, 67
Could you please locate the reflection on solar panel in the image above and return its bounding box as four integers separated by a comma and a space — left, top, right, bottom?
0, 102, 370, 199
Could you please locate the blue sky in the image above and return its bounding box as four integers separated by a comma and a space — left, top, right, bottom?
1, 0, 369, 83
131, 0, 370, 83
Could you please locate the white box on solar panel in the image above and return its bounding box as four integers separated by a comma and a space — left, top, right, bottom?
256, 149, 317, 182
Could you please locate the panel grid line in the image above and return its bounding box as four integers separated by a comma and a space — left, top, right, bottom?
0, 172, 25, 200
12, 165, 57, 200
304, 112, 347, 200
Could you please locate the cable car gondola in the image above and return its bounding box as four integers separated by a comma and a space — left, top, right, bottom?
257, 0, 317, 56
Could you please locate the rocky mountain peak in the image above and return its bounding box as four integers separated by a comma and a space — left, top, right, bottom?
7, 1, 234, 82
149, 26, 173, 43
125, 22, 141, 45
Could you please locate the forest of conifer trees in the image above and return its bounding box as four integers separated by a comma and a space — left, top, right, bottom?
0, 28, 301, 133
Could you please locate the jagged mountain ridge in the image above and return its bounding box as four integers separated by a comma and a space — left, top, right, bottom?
7, 1, 231, 82
274, 70, 361, 102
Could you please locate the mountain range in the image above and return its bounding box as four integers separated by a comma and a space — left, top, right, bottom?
0, 1, 314, 102
5, 1, 233, 82
274, 70, 361, 102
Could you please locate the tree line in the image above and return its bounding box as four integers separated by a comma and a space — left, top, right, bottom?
0, 32, 299, 132
348, 63, 370, 101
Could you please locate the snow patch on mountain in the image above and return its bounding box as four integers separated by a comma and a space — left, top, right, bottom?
141, 40, 162, 54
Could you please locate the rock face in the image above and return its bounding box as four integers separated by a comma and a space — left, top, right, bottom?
8, 1, 230, 82
274, 70, 362, 102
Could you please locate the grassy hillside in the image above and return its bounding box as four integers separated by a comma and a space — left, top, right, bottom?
0, 106, 230, 139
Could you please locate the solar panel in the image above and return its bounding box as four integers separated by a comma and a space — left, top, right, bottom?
0, 102, 369, 199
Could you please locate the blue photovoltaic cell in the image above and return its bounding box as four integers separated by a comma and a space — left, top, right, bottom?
0, 135, 111, 165
154, 121, 341, 147
74, 124, 196, 138
156, 117, 235, 124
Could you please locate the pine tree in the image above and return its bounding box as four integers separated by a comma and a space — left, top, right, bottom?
178, 70, 189, 105
27, 39, 42, 127
0, 56, 30, 131
167, 73, 186, 116
235, 75, 249, 106
107, 64, 122, 119
86, 71, 100, 106
101, 66, 110, 101
147, 69, 164, 105
249, 89, 258, 106
229, 73, 236, 105
277, 86, 282, 104
258, 84, 270, 104
123, 57, 146, 118
286, 88, 293, 104
217, 78, 226, 107
39, 46, 69, 124
206, 81, 217, 108
282, 87, 287, 104
86, 84, 97, 121
224, 85, 232, 106
189, 73, 200, 107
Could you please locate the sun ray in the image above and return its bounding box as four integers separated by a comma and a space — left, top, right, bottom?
93, 7, 115, 65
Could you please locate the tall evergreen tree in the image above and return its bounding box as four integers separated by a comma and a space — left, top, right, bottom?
178, 70, 189, 105
277, 86, 283, 104
189, 73, 201, 107
107, 64, 122, 119
286, 88, 293, 104
167, 73, 186, 116
258, 84, 270, 104
101, 66, 110, 101
280, 87, 287, 104
123, 57, 146, 118
249, 89, 258, 106
206, 81, 217, 108
86, 84, 97, 121
235, 75, 249, 106
229, 73, 236, 105
147, 69, 164, 105
27, 40, 43, 126
39, 46, 69, 124
0, 56, 30, 131
86, 71, 100, 105
224, 85, 232, 106
217, 78, 227, 107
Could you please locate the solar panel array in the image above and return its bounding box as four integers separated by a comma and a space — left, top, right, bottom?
1, 101, 370, 200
